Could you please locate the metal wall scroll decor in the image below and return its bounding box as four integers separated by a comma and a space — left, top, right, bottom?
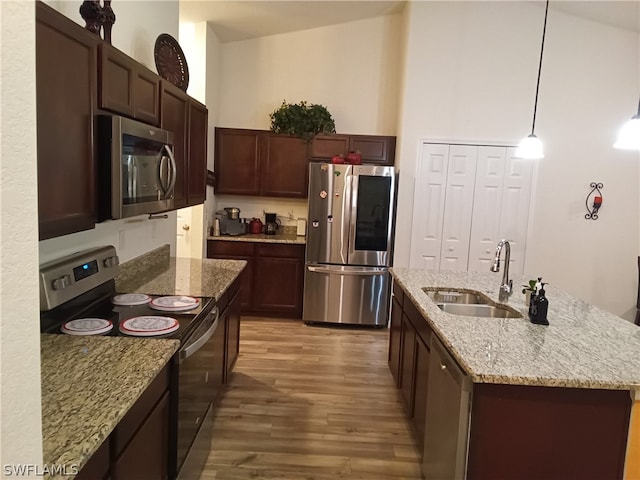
79, 1, 116, 44
585, 182, 603, 220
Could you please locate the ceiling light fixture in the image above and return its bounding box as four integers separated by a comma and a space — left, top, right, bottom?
516, 0, 549, 160
614, 96, 640, 150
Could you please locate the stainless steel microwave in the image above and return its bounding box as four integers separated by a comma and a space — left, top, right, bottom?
97, 115, 176, 220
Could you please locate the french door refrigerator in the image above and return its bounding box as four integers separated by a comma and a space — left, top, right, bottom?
303, 163, 397, 326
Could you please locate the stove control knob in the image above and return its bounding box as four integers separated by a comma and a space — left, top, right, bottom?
103, 255, 119, 268
52, 275, 71, 290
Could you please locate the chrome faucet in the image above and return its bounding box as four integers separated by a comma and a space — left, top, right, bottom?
490, 239, 512, 301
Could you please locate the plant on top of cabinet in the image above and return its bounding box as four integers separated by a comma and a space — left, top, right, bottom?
269, 100, 335, 141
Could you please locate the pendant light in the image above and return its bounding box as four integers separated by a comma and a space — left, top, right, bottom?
614, 96, 640, 150
516, 0, 549, 160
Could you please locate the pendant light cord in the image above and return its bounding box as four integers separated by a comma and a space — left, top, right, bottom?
531, 0, 549, 135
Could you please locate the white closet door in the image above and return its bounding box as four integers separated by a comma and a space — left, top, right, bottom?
467, 147, 507, 272
409, 143, 449, 270
497, 148, 534, 275
440, 145, 477, 271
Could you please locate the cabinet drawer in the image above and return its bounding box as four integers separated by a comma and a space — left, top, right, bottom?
256, 243, 305, 259
207, 240, 255, 257
112, 364, 170, 457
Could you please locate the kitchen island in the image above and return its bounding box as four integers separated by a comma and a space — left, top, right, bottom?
40, 334, 178, 480
390, 268, 640, 480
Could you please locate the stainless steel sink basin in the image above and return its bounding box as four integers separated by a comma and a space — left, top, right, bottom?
423, 288, 491, 305
436, 303, 522, 319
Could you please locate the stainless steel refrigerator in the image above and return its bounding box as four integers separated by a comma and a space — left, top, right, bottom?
303, 163, 397, 326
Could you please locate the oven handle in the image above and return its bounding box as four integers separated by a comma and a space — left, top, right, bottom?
179, 306, 219, 363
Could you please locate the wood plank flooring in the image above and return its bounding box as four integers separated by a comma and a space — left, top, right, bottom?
200, 317, 422, 480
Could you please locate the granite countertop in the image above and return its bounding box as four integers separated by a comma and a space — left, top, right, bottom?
207, 232, 306, 245
116, 256, 247, 300
391, 268, 640, 391
41, 334, 178, 479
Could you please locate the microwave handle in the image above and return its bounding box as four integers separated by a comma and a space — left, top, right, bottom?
164, 144, 177, 199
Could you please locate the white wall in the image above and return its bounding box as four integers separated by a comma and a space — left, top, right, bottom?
1, 0, 44, 473
395, 1, 639, 319
39, 0, 180, 264
217, 13, 403, 134
211, 13, 403, 229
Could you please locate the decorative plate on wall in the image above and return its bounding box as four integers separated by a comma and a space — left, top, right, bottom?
154, 33, 189, 91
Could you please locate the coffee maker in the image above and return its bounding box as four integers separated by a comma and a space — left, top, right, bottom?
216, 207, 246, 235
264, 212, 280, 235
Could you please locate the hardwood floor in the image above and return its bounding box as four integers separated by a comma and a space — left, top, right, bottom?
200, 317, 422, 479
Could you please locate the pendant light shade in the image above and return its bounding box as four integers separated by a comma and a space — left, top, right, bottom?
516, 134, 544, 159
614, 97, 640, 150
516, 0, 549, 160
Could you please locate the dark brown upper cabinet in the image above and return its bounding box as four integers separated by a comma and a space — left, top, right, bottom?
160, 80, 189, 209
99, 43, 160, 126
214, 128, 262, 196
36, 1, 99, 240
310, 133, 396, 166
187, 98, 208, 206
215, 128, 309, 198
261, 134, 309, 197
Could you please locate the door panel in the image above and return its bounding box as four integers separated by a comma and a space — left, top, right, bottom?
306, 163, 351, 265
409, 144, 449, 270
302, 265, 390, 326
440, 146, 477, 271
497, 149, 534, 276
348, 165, 395, 267
468, 147, 507, 272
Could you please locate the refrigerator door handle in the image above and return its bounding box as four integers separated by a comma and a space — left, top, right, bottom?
348, 173, 359, 259
306, 265, 386, 276
340, 167, 352, 264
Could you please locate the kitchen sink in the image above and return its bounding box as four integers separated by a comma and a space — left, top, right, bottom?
423, 288, 492, 305
436, 303, 522, 319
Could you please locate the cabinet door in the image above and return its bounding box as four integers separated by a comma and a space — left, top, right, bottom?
409, 143, 450, 270
187, 99, 208, 206
224, 288, 242, 382
133, 65, 160, 125
309, 134, 349, 159
261, 134, 309, 197
75, 438, 109, 480
214, 128, 261, 195
99, 44, 160, 125
36, 2, 98, 240
388, 285, 403, 386
413, 334, 430, 446
99, 43, 135, 118
112, 392, 170, 480
399, 315, 416, 416
160, 81, 189, 209
253, 244, 305, 316
349, 135, 396, 166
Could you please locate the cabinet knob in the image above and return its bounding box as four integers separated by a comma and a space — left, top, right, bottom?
448, 247, 454, 252
182, 224, 190, 231
486, 249, 491, 254
440, 362, 447, 371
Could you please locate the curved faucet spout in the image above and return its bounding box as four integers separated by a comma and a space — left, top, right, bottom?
490, 240, 512, 301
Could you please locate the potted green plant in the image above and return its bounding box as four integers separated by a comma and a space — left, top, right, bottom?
269, 100, 336, 141
522, 279, 537, 306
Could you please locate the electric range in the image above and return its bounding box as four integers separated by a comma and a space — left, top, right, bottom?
39, 245, 222, 480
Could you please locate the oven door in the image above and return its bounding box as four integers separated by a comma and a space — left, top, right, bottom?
176, 306, 223, 479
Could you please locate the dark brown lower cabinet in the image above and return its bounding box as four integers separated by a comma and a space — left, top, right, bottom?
388, 286, 403, 386
76, 363, 172, 479
388, 280, 632, 477
207, 240, 305, 318
224, 288, 242, 381
113, 392, 170, 480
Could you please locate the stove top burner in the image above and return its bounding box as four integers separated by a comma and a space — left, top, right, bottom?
112, 293, 151, 306
61, 318, 113, 336
119, 316, 180, 336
